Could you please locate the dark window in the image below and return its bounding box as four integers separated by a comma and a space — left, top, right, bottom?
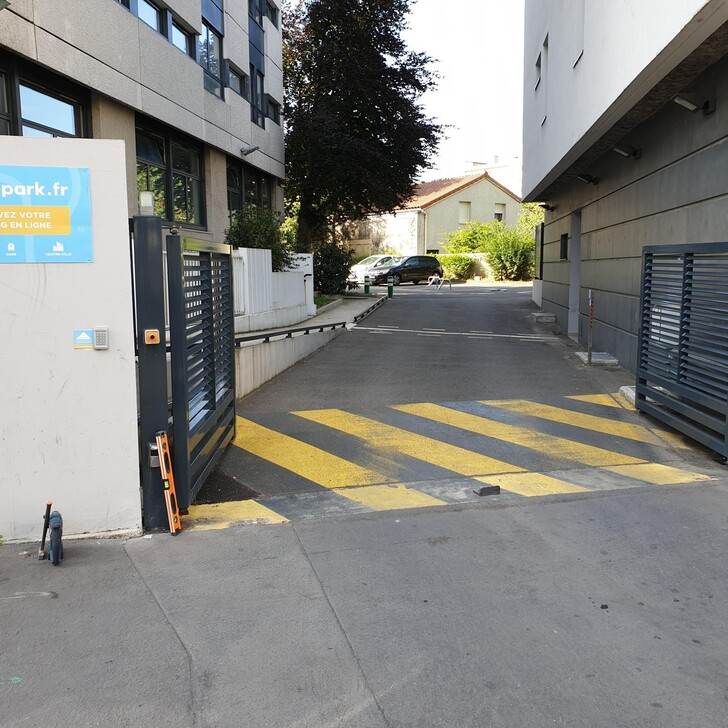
227, 158, 275, 218
137, 124, 204, 226
250, 65, 265, 126
266, 96, 280, 125
0, 72, 10, 135
138, 0, 162, 32
227, 63, 248, 98
249, 0, 264, 25
226, 164, 242, 220
171, 23, 191, 54
114, 0, 130, 7
266, 2, 279, 27
560, 233, 568, 260
199, 23, 223, 98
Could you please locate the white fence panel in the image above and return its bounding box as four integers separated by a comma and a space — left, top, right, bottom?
232, 249, 316, 333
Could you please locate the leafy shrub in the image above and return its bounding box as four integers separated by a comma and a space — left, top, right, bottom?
313, 242, 355, 294
225, 205, 293, 272
436, 254, 477, 280
444, 220, 505, 253
485, 230, 534, 281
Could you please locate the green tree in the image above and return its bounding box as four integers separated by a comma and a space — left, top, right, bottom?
224, 206, 294, 272
283, 0, 443, 252
515, 202, 545, 237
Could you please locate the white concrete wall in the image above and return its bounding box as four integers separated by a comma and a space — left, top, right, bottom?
365, 210, 421, 256
0, 138, 140, 542
523, 0, 728, 199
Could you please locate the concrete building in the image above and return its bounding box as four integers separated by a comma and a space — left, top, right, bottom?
523, 0, 728, 372
0, 0, 285, 243
350, 172, 520, 257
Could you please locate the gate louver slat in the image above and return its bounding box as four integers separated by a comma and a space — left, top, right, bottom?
637, 243, 728, 457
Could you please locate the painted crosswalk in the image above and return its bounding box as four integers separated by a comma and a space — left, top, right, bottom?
183, 393, 716, 529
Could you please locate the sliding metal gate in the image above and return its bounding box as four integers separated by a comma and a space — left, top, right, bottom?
637, 242, 728, 457
166, 235, 236, 510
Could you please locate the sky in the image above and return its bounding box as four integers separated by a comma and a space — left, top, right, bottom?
403, 0, 525, 191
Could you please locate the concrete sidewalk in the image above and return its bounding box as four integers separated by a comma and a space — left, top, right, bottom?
3, 478, 728, 728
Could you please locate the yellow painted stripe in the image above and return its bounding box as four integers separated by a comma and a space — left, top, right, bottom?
565, 394, 622, 409
292, 409, 524, 476
603, 463, 712, 485
394, 403, 644, 467
485, 399, 663, 445
474, 473, 589, 497
185, 500, 288, 531
333, 484, 447, 511
233, 416, 387, 488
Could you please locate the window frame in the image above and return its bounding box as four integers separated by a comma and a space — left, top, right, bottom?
250, 65, 265, 127
225, 60, 249, 99
266, 2, 279, 28
226, 157, 276, 219
137, 0, 164, 33
136, 121, 206, 228
0, 52, 89, 139
199, 22, 224, 99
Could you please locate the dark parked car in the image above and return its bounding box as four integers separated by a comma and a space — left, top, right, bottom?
370, 255, 444, 285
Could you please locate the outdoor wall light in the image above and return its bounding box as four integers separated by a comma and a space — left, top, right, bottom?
0, 1, 11, 10
540, 204, 555, 212
139, 191, 155, 216
240, 145, 260, 156
612, 144, 641, 159
576, 174, 599, 185
673, 93, 716, 115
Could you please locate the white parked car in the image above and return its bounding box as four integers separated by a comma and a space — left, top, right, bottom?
349, 255, 403, 283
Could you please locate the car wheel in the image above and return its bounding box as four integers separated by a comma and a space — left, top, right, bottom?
392, 273, 401, 286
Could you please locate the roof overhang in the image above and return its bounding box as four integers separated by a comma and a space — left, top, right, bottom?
525, 19, 728, 202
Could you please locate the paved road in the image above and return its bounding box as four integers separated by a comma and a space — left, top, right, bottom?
4, 282, 728, 728
195, 284, 719, 528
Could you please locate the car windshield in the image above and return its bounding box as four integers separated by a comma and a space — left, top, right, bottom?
375, 257, 404, 268
355, 256, 382, 267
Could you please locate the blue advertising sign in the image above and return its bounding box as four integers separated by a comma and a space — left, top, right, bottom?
0, 166, 93, 263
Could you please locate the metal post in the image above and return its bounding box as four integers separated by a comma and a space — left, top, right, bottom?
132, 216, 169, 531
364, 275, 370, 295
387, 275, 394, 298
587, 289, 594, 366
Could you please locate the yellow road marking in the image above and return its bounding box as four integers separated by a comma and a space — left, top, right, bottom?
474, 473, 589, 497
185, 500, 288, 531
333, 484, 447, 511
394, 403, 645, 467
565, 394, 622, 408
485, 399, 663, 445
292, 409, 524, 476
233, 416, 387, 488
603, 463, 712, 485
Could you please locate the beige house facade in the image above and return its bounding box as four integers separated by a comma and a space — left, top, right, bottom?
0, 0, 284, 243
350, 172, 521, 256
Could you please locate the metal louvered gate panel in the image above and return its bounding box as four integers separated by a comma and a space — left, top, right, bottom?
637, 242, 728, 457
167, 235, 236, 510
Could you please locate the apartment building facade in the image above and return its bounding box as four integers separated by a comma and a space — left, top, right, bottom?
0, 0, 284, 243
523, 0, 728, 372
